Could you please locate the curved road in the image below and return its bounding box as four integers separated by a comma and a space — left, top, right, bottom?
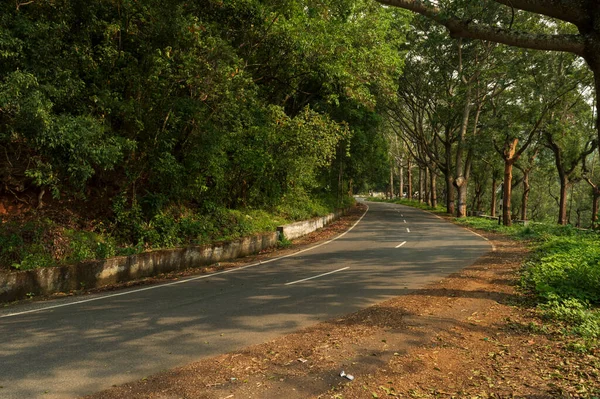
0, 201, 490, 398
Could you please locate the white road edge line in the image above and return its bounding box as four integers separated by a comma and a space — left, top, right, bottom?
467, 229, 497, 252
1, 205, 371, 319
395, 241, 407, 248
284, 267, 350, 286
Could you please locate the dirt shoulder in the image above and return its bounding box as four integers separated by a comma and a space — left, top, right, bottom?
84, 209, 600, 399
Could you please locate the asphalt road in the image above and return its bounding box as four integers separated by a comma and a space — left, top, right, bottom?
0, 201, 491, 398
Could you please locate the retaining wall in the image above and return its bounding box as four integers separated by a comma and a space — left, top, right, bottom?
277, 209, 344, 240
0, 209, 346, 303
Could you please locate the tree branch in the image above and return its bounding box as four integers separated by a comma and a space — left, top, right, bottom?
375, 0, 586, 56
492, 0, 589, 29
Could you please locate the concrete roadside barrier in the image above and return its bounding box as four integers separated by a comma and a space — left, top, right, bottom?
0, 209, 347, 303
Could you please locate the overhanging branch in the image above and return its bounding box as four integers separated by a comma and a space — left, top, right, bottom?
375, 0, 586, 57
492, 0, 588, 29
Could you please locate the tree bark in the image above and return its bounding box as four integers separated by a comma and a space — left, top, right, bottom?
374, 0, 586, 56
424, 167, 430, 206
399, 158, 404, 198
557, 174, 569, 225
491, 177, 497, 217
390, 161, 395, 198
418, 167, 424, 202
521, 171, 530, 221
593, 191, 600, 229
503, 160, 515, 226
445, 142, 455, 214
407, 159, 413, 200
429, 165, 437, 208
501, 138, 520, 226
454, 82, 472, 218
584, 176, 600, 228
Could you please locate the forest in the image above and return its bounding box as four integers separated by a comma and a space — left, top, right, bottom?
0, 0, 409, 268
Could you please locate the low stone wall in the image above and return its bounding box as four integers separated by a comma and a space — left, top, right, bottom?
0, 209, 346, 303
0, 233, 278, 303
277, 209, 344, 240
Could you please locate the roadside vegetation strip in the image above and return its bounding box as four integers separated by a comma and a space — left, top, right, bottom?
456, 217, 600, 349
0, 196, 356, 273
0, 204, 368, 306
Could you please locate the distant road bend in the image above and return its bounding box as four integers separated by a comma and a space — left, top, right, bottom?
0, 200, 491, 399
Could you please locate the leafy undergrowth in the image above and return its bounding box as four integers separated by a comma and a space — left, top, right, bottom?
456, 217, 600, 350
0, 195, 354, 271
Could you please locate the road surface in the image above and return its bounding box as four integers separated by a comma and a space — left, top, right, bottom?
0, 201, 490, 398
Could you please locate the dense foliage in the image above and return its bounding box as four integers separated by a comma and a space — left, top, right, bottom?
0, 0, 409, 268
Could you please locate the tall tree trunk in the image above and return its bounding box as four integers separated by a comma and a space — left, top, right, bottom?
399, 158, 404, 198
558, 174, 569, 225
593, 190, 600, 229
407, 159, 413, 200
454, 85, 472, 218
445, 143, 455, 214
455, 180, 467, 217
503, 160, 515, 226
585, 177, 600, 228
471, 180, 483, 213
502, 138, 520, 226
418, 167, 424, 202
424, 167, 430, 206
521, 171, 530, 221
491, 177, 497, 217
390, 161, 395, 198
593, 63, 600, 147
589, 63, 600, 227
429, 165, 437, 208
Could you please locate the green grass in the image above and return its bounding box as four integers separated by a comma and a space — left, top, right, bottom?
455, 217, 600, 348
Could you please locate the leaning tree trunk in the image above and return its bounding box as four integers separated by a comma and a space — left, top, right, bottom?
558, 174, 569, 225
521, 171, 530, 221
491, 177, 497, 217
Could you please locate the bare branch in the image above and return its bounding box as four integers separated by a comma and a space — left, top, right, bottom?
16, 0, 34, 10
